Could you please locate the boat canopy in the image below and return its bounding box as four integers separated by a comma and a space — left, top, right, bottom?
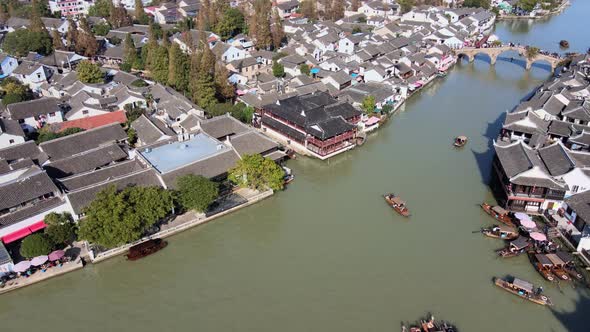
492, 206, 508, 215
556, 251, 573, 264
510, 237, 529, 249
456, 136, 467, 141
391, 196, 406, 205
546, 253, 565, 266
498, 224, 516, 233
536, 254, 552, 266
513, 278, 534, 293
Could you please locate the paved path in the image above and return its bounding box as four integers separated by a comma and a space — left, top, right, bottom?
0, 258, 84, 295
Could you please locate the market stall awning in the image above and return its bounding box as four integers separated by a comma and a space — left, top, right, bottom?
2, 228, 32, 244
1, 221, 47, 244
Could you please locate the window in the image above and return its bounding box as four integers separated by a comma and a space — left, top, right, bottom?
9, 139, 14, 144
82, 110, 89, 115
49, 112, 56, 117
572, 185, 579, 193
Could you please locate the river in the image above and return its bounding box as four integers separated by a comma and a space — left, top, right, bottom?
1, 2, 589, 331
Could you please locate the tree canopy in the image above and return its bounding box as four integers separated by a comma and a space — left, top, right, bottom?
214, 7, 246, 40
1, 78, 34, 106
175, 175, 219, 212
272, 62, 285, 77
463, 0, 491, 9
228, 154, 285, 191
20, 234, 54, 258
36, 127, 84, 144
44, 212, 77, 247
78, 185, 174, 248
3, 29, 53, 57
361, 95, 376, 116
397, 0, 414, 14
77, 61, 105, 84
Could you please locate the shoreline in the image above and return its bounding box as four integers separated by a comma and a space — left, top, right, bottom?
497, 0, 570, 20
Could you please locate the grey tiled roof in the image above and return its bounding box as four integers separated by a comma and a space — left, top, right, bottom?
0, 169, 59, 211
7, 98, 60, 120
160, 149, 240, 189
230, 131, 278, 156
43, 144, 128, 179
538, 143, 575, 176
200, 115, 249, 139
494, 141, 541, 178
0, 197, 64, 229
0, 141, 45, 164
39, 123, 127, 160
565, 191, 590, 223
131, 115, 171, 146
0, 118, 25, 137
67, 168, 162, 214
58, 159, 146, 192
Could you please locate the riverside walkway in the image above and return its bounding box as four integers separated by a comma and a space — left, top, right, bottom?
0, 258, 84, 295
455, 45, 562, 71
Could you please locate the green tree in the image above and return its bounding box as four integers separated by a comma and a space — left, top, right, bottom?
110, 4, 133, 28
51, 27, 65, 50
36, 127, 84, 143
228, 154, 285, 191
75, 17, 99, 57
1, 79, 33, 106
214, 63, 234, 101
397, 0, 414, 14
123, 33, 137, 70
175, 174, 219, 212
168, 43, 189, 91
271, 7, 284, 49
252, 0, 272, 49
299, 63, 310, 76
77, 61, 105, 83
148, 44, 169, 84
463, 0, 491, 9
134, 0, 150, 25
127, 127, 137, 145
352, 25, 362, 34
3, 29, 53, 56
20, 234, 54, 258
361, 95, 376, 117
44, 212, 77, 247
214, 7, 245, 40
92, 22, 111, 36
65, 16, 78, 50
526, 46, 540, 59
88, 0, 111, 17
272, 62, 285, 77
78, 186, 174, 248
230, 103, 254, 124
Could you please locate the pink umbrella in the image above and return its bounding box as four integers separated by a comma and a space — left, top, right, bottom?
30, 255, 48, 266
530, 232, 547, 242
13, 260, 31, 273
514, 212, 531, 221
48, 250, 65, 261
520, 219, 536, 229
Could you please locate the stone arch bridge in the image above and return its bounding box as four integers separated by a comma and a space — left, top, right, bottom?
455, 46, 562, 71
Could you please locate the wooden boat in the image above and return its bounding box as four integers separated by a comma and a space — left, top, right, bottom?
481, 224, 519, 240
560, 40, 569, 48
530, 253, 556, 282
126, 238, 167, 261
384, 193, 410, 217
282, 166, 294, 185
497, 236, 530, 258
494, 277, 552, 306
453, 136, 468, 147
556, 251, 585, 281
481, 203, 515, 226
402, 316, 456, 332
546, 253, 570, 281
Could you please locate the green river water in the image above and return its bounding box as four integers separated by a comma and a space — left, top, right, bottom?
1, 2, 589, 331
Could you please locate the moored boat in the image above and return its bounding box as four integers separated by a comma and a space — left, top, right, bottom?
496, 236, 530, 258
557, 251, 585, 281
481, 203, 515, 226
546, 253, 570, 281
453, 136, 467, 147
402, 315, 456, 332
384, 193, 411, 217
560, 40, 569, 48
494, 277, 552, 306
530, 253, 556, 282
126, 238, 168, 261
481, 224, 519, 240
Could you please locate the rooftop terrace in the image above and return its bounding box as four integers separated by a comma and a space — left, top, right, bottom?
139, 133, 228, 174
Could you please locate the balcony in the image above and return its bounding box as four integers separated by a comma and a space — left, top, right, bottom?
307, 131, 355, 148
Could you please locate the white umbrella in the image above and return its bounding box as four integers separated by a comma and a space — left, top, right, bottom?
30, 255, 48, 266
13, 261, 31, 273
